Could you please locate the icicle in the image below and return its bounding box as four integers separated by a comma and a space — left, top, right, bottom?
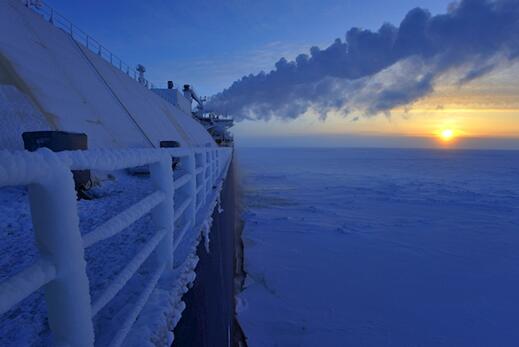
217, 196, 224, 214
202, 218, 212, 253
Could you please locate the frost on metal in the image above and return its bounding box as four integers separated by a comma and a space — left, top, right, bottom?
0, 145, 232, 346
0, 149, 58, 187
57, 149, 168, 171
0, 148, 96, 346
83, 190, 166, 248
125, 159, 232, 347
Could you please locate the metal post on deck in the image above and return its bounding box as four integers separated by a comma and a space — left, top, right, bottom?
210, 150, 214, 189
27, 150, 94, 347
202, 150, 208, 205
149, 156, 175, 269
187, 152, 197, 226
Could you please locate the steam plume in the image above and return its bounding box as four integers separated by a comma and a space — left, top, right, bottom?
207, 0, 519, 120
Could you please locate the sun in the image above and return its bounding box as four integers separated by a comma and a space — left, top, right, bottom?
440, 129, 455, 141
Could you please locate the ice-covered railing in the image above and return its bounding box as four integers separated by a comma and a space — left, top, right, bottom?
0, 146, 232, 346
21, 0, 155, 88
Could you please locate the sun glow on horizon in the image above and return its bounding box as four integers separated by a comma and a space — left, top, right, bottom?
440, 128, 455, 141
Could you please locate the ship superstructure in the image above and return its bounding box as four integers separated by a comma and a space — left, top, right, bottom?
0, 1, 237, 346
153, 83, 235, 147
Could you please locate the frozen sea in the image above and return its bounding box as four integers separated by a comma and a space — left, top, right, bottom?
236, 147, 519, 347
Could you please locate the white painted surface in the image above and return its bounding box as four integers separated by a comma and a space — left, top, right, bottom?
0, 0, 214, 150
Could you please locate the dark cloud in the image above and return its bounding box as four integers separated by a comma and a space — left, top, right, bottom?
207, 0, 519, 121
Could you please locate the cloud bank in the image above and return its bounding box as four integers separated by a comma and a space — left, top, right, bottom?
207, 0, 519, 121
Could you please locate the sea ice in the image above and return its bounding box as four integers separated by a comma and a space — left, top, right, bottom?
237, 147, 519, 347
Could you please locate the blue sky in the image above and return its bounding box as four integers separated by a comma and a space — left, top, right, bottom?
45, 0, 452, 95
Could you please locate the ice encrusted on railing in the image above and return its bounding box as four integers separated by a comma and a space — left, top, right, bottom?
0, 146, 232, 347
0, 148, 60, 186
83, 190, 166, 248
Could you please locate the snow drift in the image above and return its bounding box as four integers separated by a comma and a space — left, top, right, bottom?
207, 0, 519, 120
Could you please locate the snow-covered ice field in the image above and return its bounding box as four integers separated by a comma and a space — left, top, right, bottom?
237, 147, 519, 346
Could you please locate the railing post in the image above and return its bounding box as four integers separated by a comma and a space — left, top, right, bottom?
149, 155, 174, 269
187, 152, 197, 226
194, 152, 201, 211
203, 150, 209, 204
27, 149, 94, 347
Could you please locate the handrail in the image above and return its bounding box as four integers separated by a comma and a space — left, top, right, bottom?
173, 221, 193, 252
21, 0, 155, 89
0, 258, 56, 315
108, 262, 166, 347
174, 173, 193, 190
91, 227, 169, 317
82, 190, 166, 248
0, 145, 233, 346
174, 196, 193, 222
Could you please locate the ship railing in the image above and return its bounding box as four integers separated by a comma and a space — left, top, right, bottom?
21, 0, 155, 89
0, 146, 232, 346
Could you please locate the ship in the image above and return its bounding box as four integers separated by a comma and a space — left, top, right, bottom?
0, 1, 241, 346
153, 83, 235, 148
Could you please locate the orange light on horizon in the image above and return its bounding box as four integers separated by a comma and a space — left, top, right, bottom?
440, 129, 455, 141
